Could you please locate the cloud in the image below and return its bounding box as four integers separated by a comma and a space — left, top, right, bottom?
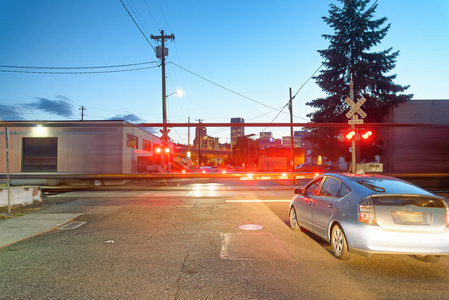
24, 96, 74, 117
0, 105, 26, 121
108, 114, 157, 134
108, 113, 144, 123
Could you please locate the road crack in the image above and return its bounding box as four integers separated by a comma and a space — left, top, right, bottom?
174, 252, 190, 300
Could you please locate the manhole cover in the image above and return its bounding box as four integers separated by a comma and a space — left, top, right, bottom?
57, 221, 86, 230
238, 224, 264, 231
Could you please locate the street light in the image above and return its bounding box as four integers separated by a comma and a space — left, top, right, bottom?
165, 90, 183, 100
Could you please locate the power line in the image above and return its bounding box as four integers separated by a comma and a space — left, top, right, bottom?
143, 0, 161, 31
260, 103, 290, 133
0, 65, 159, 74
119, 0, 156, 51
168, 61, 288, 114
0, 61, 158, 70
292, 63, 323, 100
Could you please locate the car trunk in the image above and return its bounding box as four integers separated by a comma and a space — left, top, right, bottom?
371, 195, 448, 232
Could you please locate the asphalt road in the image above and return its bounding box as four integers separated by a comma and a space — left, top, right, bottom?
0, 178, 448, 299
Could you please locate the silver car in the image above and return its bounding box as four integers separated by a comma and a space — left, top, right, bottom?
289, 173, 449, 262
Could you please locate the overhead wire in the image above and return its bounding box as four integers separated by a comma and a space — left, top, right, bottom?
143, 0, 161, 31
0, 65, 159, 74
0, 61, 158, 70
119, 0, 156, 51
168, 61, 295, 116
260, 103, 290, 133
126, 0, 154, 43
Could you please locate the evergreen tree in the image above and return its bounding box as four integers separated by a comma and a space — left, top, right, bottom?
306, 0, 412, 162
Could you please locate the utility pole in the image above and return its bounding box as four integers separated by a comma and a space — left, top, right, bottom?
79, 106, 86, 121
187, 117, 191, 152
187, 117, 191, 171
151, 30, 175, 146
196, 119, 203, 167
289, 88, 295, 172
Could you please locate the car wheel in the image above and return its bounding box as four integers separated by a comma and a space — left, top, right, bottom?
414, 255, 441, 263
331, 224, 352, 260
289, 207, 301, 231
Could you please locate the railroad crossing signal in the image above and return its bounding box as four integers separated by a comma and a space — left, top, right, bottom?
348, 114, 364, 125
160, 128, 171, 144
339, 128, 373, 142
345, 96, 367, 125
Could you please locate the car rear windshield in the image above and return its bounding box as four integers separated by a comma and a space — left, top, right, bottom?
354, 178, 429, 194
371, 195, 447, 208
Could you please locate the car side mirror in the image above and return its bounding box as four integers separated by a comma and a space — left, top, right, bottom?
294, 188, 304, 195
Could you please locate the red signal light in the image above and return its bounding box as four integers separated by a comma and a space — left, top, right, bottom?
361, 130, 373, 140
155, 147, 162, 154
344, 130, 356, 141
164, 147, 171, 154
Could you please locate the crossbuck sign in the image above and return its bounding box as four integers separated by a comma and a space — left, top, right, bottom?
345, 96, 367, 124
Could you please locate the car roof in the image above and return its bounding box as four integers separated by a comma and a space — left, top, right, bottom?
320, 173, 436, 197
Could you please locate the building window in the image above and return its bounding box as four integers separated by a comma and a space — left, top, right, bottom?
126, 134, 138, 149
143, 139, 151, 151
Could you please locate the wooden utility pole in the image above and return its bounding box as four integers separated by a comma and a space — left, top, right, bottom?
289, 88, 294, 172
151, 30, 175, 146
196, 119, 203, 167
79, 106, 86, 121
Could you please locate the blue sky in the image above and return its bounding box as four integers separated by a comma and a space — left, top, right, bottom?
1, 0, 448, 144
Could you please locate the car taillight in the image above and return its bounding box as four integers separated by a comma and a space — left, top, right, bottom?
358, 198, 377, 225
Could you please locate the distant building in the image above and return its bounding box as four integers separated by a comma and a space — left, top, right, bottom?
258, 147, 305, 172
258, 131, 281, 149
230, 117, 244, 147
260, 132, 272, 139
282, 131, 308, 148
294, 131, 307, 148
193, 126, 220, 150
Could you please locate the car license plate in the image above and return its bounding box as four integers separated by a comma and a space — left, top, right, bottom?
391, 212, 431, 225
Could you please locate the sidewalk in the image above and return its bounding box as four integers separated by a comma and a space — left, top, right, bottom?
0, 213, 81, 249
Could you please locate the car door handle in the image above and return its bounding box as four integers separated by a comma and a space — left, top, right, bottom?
328, 204, 334, 209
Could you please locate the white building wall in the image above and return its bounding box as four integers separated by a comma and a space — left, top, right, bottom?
122, 125, 160, 173
0, 121, 161, 174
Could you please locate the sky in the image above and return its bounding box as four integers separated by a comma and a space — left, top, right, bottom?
0, 0, 448, 144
